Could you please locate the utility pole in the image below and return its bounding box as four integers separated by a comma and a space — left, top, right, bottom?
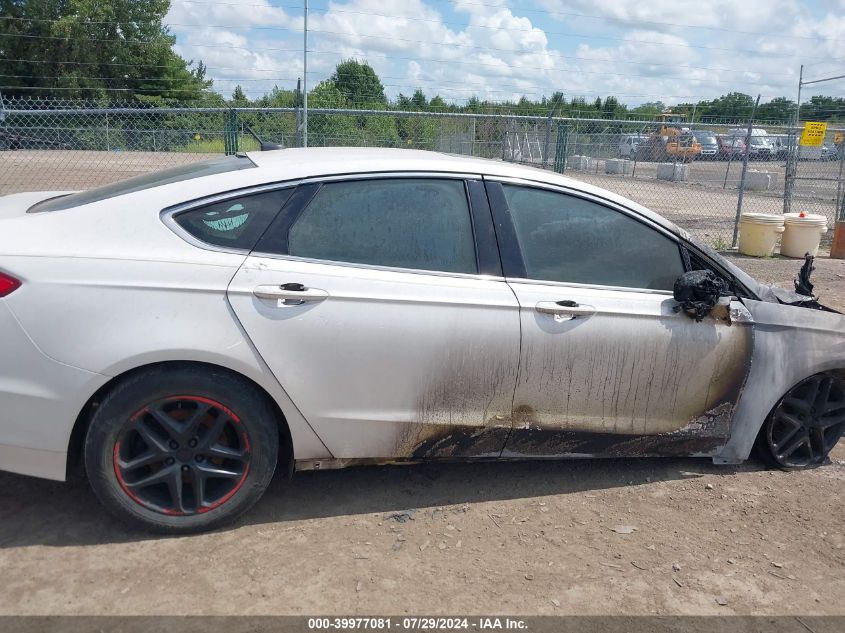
302, 0, 308, 148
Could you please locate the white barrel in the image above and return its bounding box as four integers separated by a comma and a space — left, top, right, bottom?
781, 213, 828, 258
738, 213, 785, 257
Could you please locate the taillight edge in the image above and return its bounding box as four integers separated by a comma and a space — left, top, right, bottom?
0, 272, 22, 298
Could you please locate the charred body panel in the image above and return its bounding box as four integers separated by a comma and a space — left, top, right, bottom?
714, 299, 845, 464
502, 401, 735, 458
502, 281, 753, 458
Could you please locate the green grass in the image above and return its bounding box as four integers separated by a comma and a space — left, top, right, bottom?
711, 237, 730, 251
175, 136, 261, 154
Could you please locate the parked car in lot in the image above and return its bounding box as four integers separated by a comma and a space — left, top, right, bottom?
1, 148, 843, 533
716, 135, 746, 160
692, 131, 719, 159
769, 135, 791, 161
618, 134, 643, 158
768, 135, 838, 161
729, 128, 774, 160
747, 135, 774, 160
821, 143, 839, 161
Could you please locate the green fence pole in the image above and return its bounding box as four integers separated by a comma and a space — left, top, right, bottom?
553, 122, 568, 174
223, 109, 239, 155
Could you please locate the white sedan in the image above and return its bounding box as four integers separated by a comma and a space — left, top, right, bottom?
1, 148, 843, 533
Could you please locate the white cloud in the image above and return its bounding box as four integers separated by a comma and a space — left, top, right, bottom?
164, 0, 845, 105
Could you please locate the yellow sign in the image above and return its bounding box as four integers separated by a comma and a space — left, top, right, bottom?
835, 131, 844, 145
800, 121, 827, 147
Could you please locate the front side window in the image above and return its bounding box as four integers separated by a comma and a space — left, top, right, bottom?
502, 185, 684, 290
173, 188, 292, 250
287, 178, 477, 274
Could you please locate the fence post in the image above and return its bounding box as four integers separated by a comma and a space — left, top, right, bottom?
553, 122, 568, 174
783, 127, 799, 215
732, 94, 761, 248
834, 140, 845, 258
542, 112, 553, 168
0, 91, 7, 151
224, 109, 239, 155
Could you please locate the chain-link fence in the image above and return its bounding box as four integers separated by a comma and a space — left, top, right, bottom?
2, 97, 843, 248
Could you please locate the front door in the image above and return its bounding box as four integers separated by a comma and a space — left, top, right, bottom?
487, 181, 753, 458
227, 176, 521, 460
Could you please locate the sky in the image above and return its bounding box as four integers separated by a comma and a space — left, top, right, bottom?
164, 0, 845, 106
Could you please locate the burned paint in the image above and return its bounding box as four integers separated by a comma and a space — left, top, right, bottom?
714, 298, 845, 464
512, 309, 753, 439
499, 401, 735, 459
391, 335, 519, 459
409, 425, 513, 460
401, 387, 744, 461
392, 295, 754, 461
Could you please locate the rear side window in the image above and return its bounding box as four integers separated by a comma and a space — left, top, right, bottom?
502, 185, 684, 290
28, 155, 256, 213
173, 188, 292, 250
286, 179, 477, 274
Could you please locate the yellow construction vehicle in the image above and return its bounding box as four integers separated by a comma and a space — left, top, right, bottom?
635, 111, 702, 162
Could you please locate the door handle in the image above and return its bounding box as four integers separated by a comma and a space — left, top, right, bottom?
535, 300, 596, 320
253, 284, 329, 306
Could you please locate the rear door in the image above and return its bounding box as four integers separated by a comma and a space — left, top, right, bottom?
227, 175, 521, 460
486, 180, 753, 458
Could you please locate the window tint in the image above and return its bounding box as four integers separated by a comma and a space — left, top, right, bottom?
287, 179, 477, 274
28, 155, 255, 213
502, 185, 683, 290
174, 188, 292, 250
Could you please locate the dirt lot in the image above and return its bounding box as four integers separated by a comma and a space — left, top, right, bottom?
0, 258, 843, 617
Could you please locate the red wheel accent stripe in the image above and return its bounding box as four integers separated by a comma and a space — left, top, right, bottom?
163, 395, 241, 424
114, 395, 249, 517
113, 441, 166, 512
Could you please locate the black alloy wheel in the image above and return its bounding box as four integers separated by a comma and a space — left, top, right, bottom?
85, 364, 280, 533
759, 373, 845, 469
113, 396, 251, 516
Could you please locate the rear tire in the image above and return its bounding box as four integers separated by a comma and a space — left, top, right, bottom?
84, 364, 280, 533
755, 373, 845, 470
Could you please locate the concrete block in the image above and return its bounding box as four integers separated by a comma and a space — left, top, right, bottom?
744, 170, 772, 191
567, 155, 592, 170
605, 159, 632, 175
656, 163, 689, 181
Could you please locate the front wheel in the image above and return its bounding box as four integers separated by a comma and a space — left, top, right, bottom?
85, 365, 280, 533
755, 373, 845, 470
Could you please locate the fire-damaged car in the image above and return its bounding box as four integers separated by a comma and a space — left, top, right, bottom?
0, 148, 842, 533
